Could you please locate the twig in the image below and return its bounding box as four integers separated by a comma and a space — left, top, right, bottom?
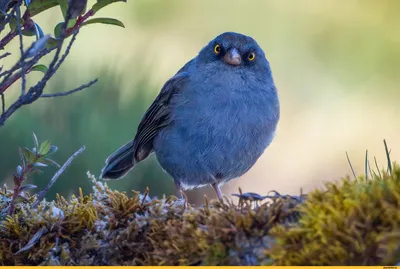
0, 30, 17, 49
346, 151, 357, 179
0, 52, 10, 60
41, 79, 98, 98
15, 4, 26, 95
31, 145, 86, 208
1, 92, 4, 114
53, 29, 79, 71
0, 46, 51, 81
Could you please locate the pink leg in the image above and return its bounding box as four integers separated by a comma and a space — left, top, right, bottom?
212, 183, 223, 201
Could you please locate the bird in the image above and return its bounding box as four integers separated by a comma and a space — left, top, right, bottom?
100, 32, 280, 201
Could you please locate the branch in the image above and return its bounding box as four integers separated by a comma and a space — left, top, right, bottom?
31, 145, 86, 208
41, 79, 98, 98
0, 6, 101, 127
0, 52, 11, 60
1, 92, 4, 114
15, 4, 26, 95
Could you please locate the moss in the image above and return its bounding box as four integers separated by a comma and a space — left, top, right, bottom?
0, 172, 300, 265
268, 163, 400, 266
2, 164, 400, 265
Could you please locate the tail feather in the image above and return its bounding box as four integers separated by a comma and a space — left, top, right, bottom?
100, 140, 136, 180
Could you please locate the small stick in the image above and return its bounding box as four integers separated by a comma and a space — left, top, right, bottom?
31, 145, 86, 208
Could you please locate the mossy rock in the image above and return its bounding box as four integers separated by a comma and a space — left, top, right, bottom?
1, 165, 400, 265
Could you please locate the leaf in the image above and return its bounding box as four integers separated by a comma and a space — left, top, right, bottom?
45, 37, 60, 49
47, 145, 58, 155
32, 162, 48, 167
34, 22, 44, 40
32, 133, 39, 150
31, 64, 48, 74
53, 19, 75, 38
56, 0, 68, 20
26, 168, 43, 176
22, 19, 36, 36
92, 0, 126, 14
8, 17, 24, 32
82, 17, 124, 28
53, 22, 64, 38
41, 158, 60, 168
23, 148, 36, 163
18, 147, 26, 167
20, 184, 37, 192
39, 140, 51, 155
67, 0, 87, 19
15, 227, 48, 254
27, 0, 60, 18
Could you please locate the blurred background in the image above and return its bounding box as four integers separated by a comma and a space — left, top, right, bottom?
1, 0, 400, 205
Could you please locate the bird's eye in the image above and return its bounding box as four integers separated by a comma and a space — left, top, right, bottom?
214, 44, 221, 54
248, 52, 256, 61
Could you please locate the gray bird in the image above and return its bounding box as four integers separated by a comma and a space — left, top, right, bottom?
100, 32, 280, 201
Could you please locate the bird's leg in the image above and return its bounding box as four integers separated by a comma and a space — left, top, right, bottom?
212, 183, 223, 202
175, 180, 188, 208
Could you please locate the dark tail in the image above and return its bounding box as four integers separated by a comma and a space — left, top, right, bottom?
100, 140, 136, 180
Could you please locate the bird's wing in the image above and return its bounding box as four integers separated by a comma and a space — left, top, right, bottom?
132, 71, 189, 162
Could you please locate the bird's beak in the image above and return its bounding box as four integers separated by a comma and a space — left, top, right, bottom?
223, 48, 241, 66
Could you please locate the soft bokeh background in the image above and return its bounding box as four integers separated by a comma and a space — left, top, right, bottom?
1, 0, 400, 204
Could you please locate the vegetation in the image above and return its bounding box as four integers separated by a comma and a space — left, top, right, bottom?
1, 137, 399, 265
0, 0, 126, 127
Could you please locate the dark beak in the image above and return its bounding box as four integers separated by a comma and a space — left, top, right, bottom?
223, 48, 241, 66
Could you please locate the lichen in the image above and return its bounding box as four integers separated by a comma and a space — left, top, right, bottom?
0, 172, 301, 265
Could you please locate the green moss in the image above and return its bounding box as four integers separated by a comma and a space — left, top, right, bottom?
269, 163, 400, 265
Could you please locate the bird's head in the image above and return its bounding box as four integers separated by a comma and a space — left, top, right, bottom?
196, 32, 269, 72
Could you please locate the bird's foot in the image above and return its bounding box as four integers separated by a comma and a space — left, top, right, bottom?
175, 181, 189, 209
212, 183, 224, 202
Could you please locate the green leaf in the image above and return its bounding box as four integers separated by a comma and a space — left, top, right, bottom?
31, 64, 48, 74
18, 147, 26, 167
45, 37, 60, 49
92, 0, 126, 14
56, 0, 68, 20
54, 22, 63, 38
32, 133, 39, 150
22, 20, 37, 36
8, 17, 24, 32
82, 17, 124, 28
67, 18, 77, 28
23, 147, 36, 163
39, 140, 51, 155
41, 158, 60, 168
27, 0, 60, 18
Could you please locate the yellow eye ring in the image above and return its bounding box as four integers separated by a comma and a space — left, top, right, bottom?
214, 44, 221, 54
248, 52, 256, 61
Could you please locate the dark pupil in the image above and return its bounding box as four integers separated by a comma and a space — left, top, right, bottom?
216, 46, 220, 52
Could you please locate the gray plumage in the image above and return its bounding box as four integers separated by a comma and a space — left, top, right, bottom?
100, 32, 280, 200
